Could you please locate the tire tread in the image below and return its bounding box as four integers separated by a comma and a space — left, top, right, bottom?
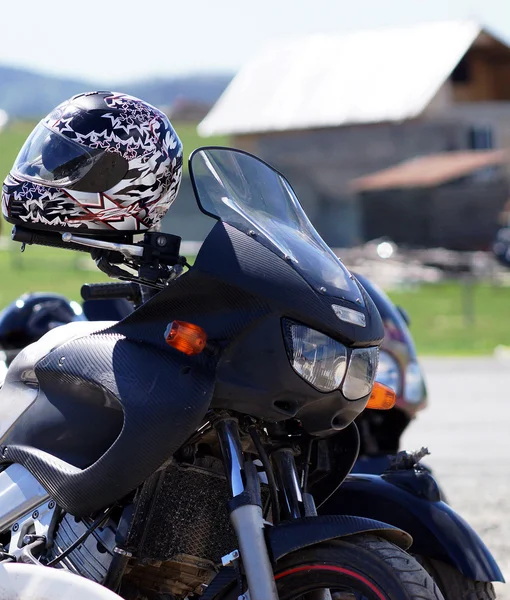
416, 555, 496, 600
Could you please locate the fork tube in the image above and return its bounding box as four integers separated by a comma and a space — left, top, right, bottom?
215, 417, 245, 497
215, 418, 279, 600
272, 448, 304, 520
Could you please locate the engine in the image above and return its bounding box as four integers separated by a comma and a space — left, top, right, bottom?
0, 461, 244, 599
48, 462, 239, 599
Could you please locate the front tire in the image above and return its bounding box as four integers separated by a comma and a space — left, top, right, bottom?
221, 534, 444, 599
416, 556, 496, 600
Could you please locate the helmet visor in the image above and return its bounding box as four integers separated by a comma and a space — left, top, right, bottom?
13, 122, 102, 188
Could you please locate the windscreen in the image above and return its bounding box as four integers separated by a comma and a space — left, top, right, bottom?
189, 147, 364, 305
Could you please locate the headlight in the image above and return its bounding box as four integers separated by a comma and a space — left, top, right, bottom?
283, 321, 347, 392
342, 347, 379, 400
404, 362, 425, 404
283, 320, 378, 398
375, 350, 402, 396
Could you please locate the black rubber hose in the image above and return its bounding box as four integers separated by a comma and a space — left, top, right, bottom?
248, 427, 280, 525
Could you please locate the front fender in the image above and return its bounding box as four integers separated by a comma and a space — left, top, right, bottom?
201, 514, 411, 600
266, 514, 411, 561
319, 472, 504, 583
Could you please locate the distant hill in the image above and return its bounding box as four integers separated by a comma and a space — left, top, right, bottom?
0, 65, 233, 119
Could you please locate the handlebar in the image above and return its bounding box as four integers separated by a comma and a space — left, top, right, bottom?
12, 226, 92, 254
81, 282, 142, 303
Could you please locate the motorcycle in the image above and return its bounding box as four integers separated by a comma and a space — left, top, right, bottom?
0, 178, 505, 598
351, 273, 427, 474
319, 275, 502, 599
0, 147, 445, 599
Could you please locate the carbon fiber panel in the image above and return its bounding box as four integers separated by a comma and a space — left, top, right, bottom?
2, 333, 214, 515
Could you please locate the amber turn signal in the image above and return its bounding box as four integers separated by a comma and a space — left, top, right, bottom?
165, 320, 207, 356
366, 382, 396, 410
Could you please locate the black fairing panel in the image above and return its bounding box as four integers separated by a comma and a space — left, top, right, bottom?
110, 222, 384, 435
319, 473, 504, 583
2, 333, 215, 515
3, 374, 123, 469
192, 223, 384, 347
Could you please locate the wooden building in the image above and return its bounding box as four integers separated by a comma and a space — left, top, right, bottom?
196, 21, 510, 249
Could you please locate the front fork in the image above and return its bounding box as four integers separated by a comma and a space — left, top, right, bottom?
216, 418, 279, 600
216, 419, 330, 600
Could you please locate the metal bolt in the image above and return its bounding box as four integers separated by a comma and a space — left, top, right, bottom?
12, 523, 18, 532
156, 236, 167, 247
355, 298, 361, 304
319, 286, 327, 293
32, 510, 39, 519
248, 230, 256, 237
48, 501, 56, 509
58, 356, 66, 366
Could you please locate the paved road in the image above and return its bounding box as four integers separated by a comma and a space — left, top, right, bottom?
401, 357, 510, 598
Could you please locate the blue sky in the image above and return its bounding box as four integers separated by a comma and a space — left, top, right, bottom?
2, 0, 509, 83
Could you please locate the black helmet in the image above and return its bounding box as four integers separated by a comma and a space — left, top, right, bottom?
0, 292, 85, 363
2, 91, 183, 235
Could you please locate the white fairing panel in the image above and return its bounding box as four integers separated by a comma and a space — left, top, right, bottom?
0, 321, 115, 440
0, 562, 123, 600
0, 351, 7, 387
0, 464, 50, 531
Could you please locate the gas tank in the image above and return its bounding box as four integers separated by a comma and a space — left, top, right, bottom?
0, 321, 122, 468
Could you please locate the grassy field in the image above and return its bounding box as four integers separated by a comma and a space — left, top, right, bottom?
387, 281, 510, 355
1, 237, 509, 356
0, 240, 109, 304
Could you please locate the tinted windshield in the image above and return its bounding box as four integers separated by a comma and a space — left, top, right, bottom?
189, 147, 363, 305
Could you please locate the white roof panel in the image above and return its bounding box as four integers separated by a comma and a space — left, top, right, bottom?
199, 21, 483, 136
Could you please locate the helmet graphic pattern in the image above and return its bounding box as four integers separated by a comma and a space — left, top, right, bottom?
2, 92, 183, 233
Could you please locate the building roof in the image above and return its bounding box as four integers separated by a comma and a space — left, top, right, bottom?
199, 21, 502, 136
350, 150, 508, 191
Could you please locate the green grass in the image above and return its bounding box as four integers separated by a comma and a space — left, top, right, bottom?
388, 282, 510, 355
0, 121, 35, 185
0, 241, 109, 306
174, 122, 228, 171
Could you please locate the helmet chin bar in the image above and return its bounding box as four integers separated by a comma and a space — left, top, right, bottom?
11, 226, 187, 289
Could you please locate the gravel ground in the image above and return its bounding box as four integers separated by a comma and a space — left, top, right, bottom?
401, 357, 510, 598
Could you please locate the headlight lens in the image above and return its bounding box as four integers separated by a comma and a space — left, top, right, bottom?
404, 362, 425, 404
283, 321, 348, 392
342, 347, 379, 400
375, 350, 402, 396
